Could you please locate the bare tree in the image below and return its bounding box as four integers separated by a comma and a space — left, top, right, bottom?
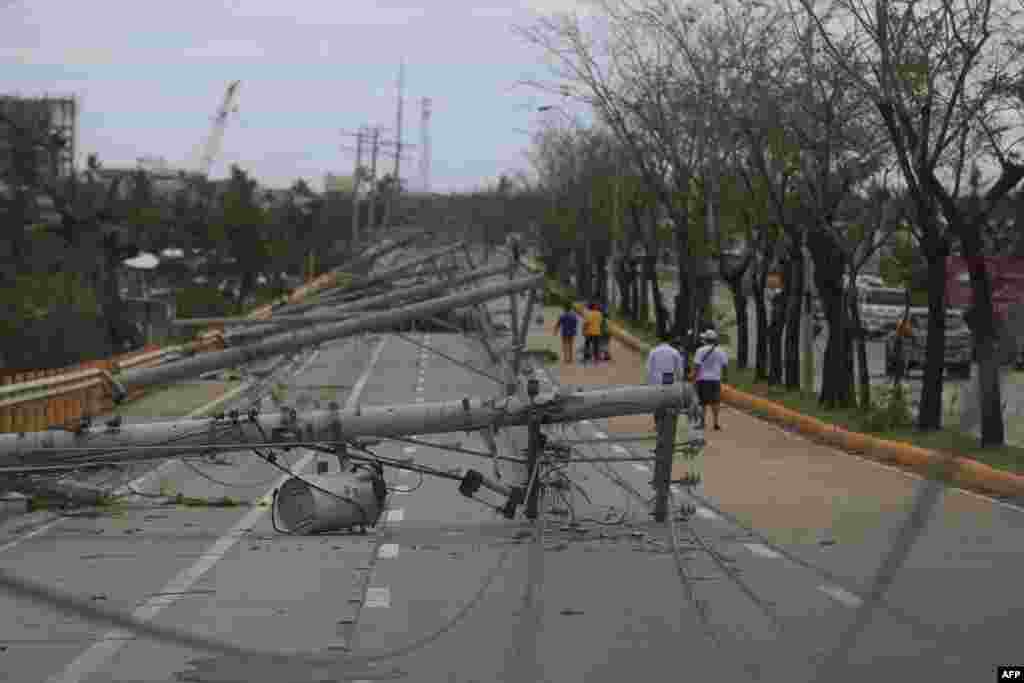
800, 0, 1024, 443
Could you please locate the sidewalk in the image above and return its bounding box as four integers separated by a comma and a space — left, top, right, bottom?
529, 306, 1010, 548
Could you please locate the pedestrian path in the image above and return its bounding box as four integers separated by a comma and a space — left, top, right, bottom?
527, 307, 1019, 550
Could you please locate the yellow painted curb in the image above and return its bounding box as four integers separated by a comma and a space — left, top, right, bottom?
603, 321, 1024, 499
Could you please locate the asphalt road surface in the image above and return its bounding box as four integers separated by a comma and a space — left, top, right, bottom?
0, 257, 1021, 682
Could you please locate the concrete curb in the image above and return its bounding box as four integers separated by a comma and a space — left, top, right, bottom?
603, 319, 1024, 499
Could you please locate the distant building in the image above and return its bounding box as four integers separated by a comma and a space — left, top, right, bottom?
0, 94, 77, 179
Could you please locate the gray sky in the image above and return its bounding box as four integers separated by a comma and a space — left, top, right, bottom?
1, 0, 591, 192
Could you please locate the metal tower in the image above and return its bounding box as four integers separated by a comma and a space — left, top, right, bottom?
420, 97, 432, 193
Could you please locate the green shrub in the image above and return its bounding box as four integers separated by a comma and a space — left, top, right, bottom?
859, 383, 913, 433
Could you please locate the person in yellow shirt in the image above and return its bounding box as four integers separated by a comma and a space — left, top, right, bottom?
582, 303, 603, 364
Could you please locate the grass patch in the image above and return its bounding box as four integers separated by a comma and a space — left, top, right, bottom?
727, 366, 1024, 476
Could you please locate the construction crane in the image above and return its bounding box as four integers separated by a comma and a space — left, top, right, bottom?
197, 80, 241, 177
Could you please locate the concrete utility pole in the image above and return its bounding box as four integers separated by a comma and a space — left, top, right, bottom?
108, 275, 543, 398
175, 263, 513, 333
384, 61, 405, 229
0, 384, 689, 464
351, 127, 364, 246
367, 127, 380, 233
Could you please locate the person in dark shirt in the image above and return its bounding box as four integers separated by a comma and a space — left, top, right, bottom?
552, 303, 579, 363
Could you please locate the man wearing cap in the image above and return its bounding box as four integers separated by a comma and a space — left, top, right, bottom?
694, 329, 728, 430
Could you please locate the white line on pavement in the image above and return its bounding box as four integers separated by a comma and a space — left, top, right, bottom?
593, 431, 607, 439
632, 464, 649, 472
743, 543, 782, 559
415, 397, 425, 403
385, 508, 404, 523
818, 584, 863, 608
402, 446, 417, 454
0, 517, 63, 554
377, 544, 399, 560
612, 445, 628, 454
49, 340, 387, 683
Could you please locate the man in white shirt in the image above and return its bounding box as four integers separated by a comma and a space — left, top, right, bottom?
647, 333, 684, 386
693, 329, 728, 430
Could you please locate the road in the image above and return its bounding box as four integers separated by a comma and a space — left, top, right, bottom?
0, 250, 1020, 681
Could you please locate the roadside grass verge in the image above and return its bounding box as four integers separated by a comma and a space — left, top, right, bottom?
725, 369, 1024, 476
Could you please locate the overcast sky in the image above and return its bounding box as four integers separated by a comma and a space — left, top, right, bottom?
1, 0, 592, 193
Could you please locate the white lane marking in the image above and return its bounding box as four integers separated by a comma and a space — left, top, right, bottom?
386, 508, 404, 523
632, 464, 649, 472
49, 340, 386, 683
818, 584, 863, 608
377, 544, 399, 560
416, 386, 424, 393
695, 507, 720, 521
415, 397, 425, 403
744, 543, 782, 559
49, 452, 316, 683
612, 445, 628, 454
0, 517, 63, 554
593, 431, 607, 439
365, 587, 391, 608
402, 446, 417, 454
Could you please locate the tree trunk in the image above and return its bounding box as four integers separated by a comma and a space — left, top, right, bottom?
615, 257, 633, 319
784, 253, 803, 390
918, 244, 948, 432
852, 296, 871, 410
644, 251, 669, 338
575, 245, 589, 300
957, 218, 1007, 445
730, 281, 750, 370
595, 249, 608, 304
767, 275, 788, 386
976, 338, 1005, 446
753, 289, 769, 381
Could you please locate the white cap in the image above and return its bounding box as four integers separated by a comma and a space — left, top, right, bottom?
701, 329, 718, 342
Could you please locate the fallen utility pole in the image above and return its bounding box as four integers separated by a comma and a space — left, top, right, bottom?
283, 242, 465, 314
0, 384, 689, 464
174, 263, 514, 330
105, 275, 543, 400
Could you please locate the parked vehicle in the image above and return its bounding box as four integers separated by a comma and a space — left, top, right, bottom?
884, 308, 972, 378
859, 287, 908, 338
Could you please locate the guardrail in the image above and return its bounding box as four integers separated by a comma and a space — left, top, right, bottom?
0, 269, 343, 434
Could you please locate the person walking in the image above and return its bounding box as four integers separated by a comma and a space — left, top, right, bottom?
582, 303, 603, 365
553, 303, 579, 364
693, 329, 728, 430
647, 333, 685, 386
